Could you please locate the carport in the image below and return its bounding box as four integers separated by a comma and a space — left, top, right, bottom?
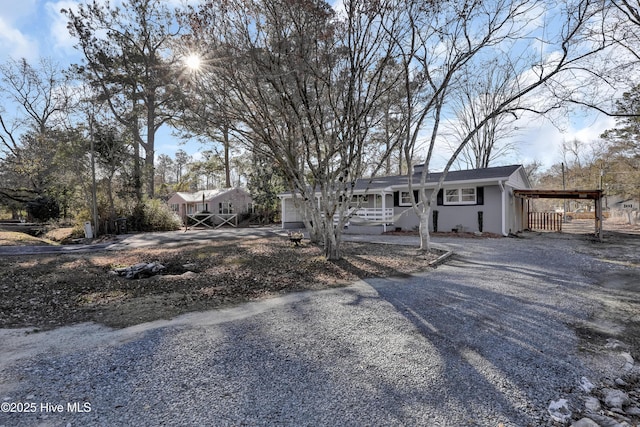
514, 189, 604, 240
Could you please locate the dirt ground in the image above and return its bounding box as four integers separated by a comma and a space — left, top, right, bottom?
568, 222, 640, 362
0, 231, 442, 330
1, 219, 638, 339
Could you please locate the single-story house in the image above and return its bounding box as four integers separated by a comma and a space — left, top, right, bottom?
607, 196, 639, 212
167, 188, 253, 226
279, 164, 531, 236
607, 195, 639, 223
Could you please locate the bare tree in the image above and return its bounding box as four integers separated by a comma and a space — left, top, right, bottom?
186, 0, 403, 259
607, 1, 640, 66
449, 65, 519, 169
550, 1, 640, 117
383, 0, 610, 251
0, 58, 76, 205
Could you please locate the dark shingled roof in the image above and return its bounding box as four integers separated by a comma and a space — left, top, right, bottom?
280, 164, 525, 195
352, 164, 524, 191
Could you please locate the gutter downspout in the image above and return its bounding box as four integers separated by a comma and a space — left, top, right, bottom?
498, 180, 508, 236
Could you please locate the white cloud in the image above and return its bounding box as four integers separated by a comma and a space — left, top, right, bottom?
514, 112, 616, 170
0, 16, 39, 61
331, 0, 346, 18
46, 1, 80, 56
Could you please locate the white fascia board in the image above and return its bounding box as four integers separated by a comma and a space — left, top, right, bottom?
351, 188, 393, 195
390, 177, 510, 190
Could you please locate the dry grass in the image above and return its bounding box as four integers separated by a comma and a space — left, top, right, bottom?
0, 231, 54, 246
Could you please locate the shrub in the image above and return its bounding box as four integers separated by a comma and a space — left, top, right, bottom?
129, 198, 181, 232
26, 196, 60, 222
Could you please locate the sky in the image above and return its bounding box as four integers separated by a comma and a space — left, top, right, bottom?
0, 0, 619, 172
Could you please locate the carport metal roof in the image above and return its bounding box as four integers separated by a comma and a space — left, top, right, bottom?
513, 189, 603, 200
513, 189, 604, 240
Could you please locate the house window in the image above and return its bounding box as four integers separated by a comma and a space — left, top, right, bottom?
444, 188, 476, 205
399, 191, 414, 206
170, 204, 179, 212
461, 188, 476, 202
219, 201, 233, 214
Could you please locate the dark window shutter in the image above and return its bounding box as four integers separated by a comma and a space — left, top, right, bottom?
413, 190, 419, 203
477, 187, 484, 205
393, 191, 399, 206
437, 189, 443, 206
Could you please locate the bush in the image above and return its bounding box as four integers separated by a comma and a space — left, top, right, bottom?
128, 198, 181, 232
26, 196, 60, 222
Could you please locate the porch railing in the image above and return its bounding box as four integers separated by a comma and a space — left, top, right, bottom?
333, 208, 394, 225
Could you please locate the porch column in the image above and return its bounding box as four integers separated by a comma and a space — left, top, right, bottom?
595, 193, 603, 241
280, 197, 285, 229
381, 192, 387, 233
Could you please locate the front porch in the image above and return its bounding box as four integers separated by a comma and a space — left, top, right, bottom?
338, 208, 394, 226
280, 193, 395, 231
185, 212, 239, 229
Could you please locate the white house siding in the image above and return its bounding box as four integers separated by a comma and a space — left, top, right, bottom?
343, 224, 387, 234
282, 197, 306, 229
392, 204, 419, 230
504, 186, 528, 235
279, 165, 531, 235
507, 168, 529, 189
485, 186, 504, 233
431, 186, 500, 233
384, 186, 502, 234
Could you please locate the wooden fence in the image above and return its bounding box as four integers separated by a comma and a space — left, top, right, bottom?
528, 212, 563, 232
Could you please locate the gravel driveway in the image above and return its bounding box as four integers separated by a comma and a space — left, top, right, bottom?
1, 233, 638, 426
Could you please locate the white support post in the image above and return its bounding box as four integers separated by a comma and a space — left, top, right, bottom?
281, 197, 286, 229
596, 194, 603, 241
381, 192, 387, 233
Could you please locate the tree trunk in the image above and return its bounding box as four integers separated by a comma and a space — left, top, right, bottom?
223, 124, 231, 188
323, 222, 341, 260
145, 94, 156, 198
418, 205, 432, 252
296, 197, 321, 243
145, 151, 155, 198
107, 176, 116, 232
133, 142, 143, 203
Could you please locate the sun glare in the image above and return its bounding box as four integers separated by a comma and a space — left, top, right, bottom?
185, 54, 202, 71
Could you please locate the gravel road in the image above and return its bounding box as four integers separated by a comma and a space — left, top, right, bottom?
0, 233, 637, 426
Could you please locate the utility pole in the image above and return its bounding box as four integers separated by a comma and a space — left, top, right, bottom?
89, 115, 99, 238
562, 162, 567, 216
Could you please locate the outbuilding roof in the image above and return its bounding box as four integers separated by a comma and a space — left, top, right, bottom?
174, 188, 241, 203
